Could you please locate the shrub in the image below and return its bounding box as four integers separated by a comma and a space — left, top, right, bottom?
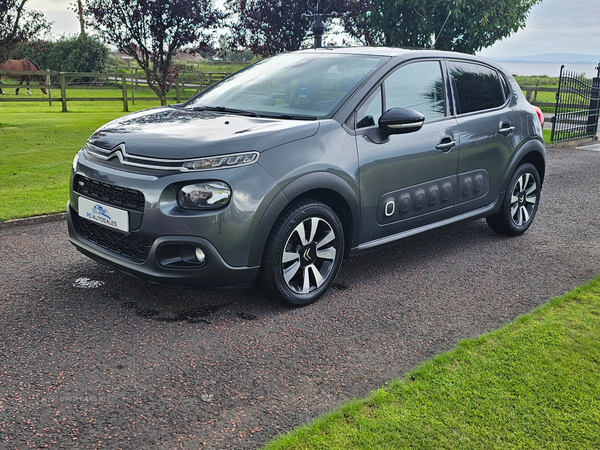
15, 35, 109, 73
46, 34, 109, 73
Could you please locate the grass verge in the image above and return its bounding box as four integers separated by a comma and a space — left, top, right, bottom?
514, 76, 559, 114
264, 276, 600, 449
0, 100, 162, 221
543, 129, 552, 144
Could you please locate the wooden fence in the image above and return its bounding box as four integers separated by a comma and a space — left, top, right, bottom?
0, 69, 230, 112
522, 85, 558, 108
0, 71, 565, 114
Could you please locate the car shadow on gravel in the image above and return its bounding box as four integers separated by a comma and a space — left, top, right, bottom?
65, 218, 508, 325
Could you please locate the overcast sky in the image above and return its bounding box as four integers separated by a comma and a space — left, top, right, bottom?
27, 0, 600, 58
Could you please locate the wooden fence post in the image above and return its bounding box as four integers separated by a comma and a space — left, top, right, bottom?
59, 73, 67, 112
132, 68, 137, 105
121, 74, 129, 112
175, 77, 181, 103
46, 69, 52, 107
131, 72, 135, 106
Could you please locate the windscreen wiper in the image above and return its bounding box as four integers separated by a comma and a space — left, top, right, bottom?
192, 106, 257, 117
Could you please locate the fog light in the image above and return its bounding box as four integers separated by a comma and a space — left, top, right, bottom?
195, 248, 206, 264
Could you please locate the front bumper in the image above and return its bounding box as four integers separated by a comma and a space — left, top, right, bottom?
67, 203, 259, 287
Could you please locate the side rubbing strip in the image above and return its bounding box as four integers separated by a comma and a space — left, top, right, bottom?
377, 175, 457, 225
456, 169, 490, 205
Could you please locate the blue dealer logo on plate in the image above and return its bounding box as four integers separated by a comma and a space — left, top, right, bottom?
92, 204, 112, 220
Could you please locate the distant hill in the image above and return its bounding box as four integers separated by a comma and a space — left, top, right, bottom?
495, 53, 600, 64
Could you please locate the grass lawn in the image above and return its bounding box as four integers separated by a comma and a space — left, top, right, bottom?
264, 276, 600, 449
543, 129, 552, 143
0, 98, 165, 221
514, 76, 560, 114
0, 74, 240, 221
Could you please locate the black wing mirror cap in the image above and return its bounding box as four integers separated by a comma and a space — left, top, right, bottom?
379, 107, 425, 134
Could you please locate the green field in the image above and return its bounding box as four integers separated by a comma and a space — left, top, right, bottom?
264, 276, 600, 449
0, 96, 163, 221
514, 76, 560, 113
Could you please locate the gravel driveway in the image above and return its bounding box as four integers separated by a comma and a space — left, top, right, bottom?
2, 145, 600, 449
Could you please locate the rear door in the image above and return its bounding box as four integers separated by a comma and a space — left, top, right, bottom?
448, 61, 523, 215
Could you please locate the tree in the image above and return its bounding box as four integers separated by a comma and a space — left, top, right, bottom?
431, 0, 544, 54
15, 35, 109, 74
84, 0, 224, 105
342, 0, 543, 54
48, 35, 109, 73
0, 0, 53, 61
225, 0, 347, 57
336, 0, 384, 46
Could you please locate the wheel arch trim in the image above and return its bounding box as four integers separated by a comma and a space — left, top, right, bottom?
247, 172, 360, 267
498, 139, 546, 204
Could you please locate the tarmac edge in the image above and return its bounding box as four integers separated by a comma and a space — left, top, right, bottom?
0, 213, 67, 230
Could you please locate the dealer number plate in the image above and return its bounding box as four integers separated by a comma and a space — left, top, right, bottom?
78, 197, 129, 232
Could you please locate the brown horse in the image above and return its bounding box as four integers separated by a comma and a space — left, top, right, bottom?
0, 58, 48, 96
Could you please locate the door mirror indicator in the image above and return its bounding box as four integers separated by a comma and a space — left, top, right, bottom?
379, 108, 425, 134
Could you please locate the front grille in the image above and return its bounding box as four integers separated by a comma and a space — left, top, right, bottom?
77, 216, 153, 264
74, 175, 145, 212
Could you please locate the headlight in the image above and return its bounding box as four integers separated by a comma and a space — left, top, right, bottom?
180, 151, 259, 172
73, 150, 82, 170
177, 182, 231, 210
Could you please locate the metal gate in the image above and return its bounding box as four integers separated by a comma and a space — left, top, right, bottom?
551, 63, 600, 143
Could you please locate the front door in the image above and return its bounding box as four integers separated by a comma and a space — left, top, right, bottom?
356, 60, 460, 244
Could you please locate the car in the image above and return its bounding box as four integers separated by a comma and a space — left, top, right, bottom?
68, 47, 545, 306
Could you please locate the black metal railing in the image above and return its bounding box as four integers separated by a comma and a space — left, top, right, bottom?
551, 63, 600, 143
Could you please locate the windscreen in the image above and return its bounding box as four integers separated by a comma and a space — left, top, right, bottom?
185, 53, 387, 118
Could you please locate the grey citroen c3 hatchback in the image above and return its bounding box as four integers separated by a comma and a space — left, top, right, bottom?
68, 47, 545, 306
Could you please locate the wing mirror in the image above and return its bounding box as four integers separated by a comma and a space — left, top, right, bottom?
379, 108, 425, 134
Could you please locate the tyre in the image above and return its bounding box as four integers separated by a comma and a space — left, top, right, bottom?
486, 163, 541, 236
259, 200, 345, 306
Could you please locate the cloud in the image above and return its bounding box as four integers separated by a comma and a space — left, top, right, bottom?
480, 0, 600, 57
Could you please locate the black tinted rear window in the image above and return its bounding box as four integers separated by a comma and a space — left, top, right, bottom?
450, 62, 505, 114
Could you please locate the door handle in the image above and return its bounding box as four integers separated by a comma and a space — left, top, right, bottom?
435, 139, 457, 153
499, 124, 516, 135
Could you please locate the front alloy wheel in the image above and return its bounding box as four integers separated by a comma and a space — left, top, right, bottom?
260, 200, 344, 306
282, 217, 337, 295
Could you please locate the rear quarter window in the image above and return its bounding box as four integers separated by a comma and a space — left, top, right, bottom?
449, 62, 505, 114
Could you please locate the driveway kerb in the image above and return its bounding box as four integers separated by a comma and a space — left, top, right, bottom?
0, 212, 67, 230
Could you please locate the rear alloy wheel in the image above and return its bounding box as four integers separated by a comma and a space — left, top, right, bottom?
260, 200, 344, 306
487, 163, 541, 236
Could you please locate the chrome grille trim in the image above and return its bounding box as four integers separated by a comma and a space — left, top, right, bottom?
84, 143, 260, 172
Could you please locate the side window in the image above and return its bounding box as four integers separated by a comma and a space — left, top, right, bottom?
356, 86, 383, 129
450, 62, 505, 114
384, 61, 446, 120
500, 74, 513, 101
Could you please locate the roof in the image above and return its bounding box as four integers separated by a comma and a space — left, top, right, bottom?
294, 46, 507, 73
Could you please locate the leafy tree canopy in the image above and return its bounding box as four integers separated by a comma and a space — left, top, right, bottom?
84, 0, 224, 105
225, 0, 347, 57
0, 0, 53, 61
16, 35, 109, 73
342, 0, 543, 54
